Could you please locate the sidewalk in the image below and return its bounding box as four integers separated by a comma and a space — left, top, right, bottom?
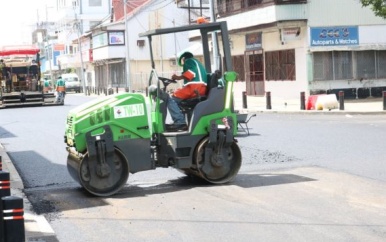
233, 93, 386, 114
231, 81, 386, 114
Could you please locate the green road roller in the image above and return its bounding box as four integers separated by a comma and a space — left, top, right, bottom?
64, 22, 242, 196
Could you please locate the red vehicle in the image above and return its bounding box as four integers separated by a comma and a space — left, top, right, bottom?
0, 45, 56, 108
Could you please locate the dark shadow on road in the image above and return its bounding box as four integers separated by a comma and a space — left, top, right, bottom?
7, 150, 72, 188
12, 149, 314, 215
234, 173, 316, 188
0, 125, 17, 139
23, 172, 316, 215
113, 172, 316, 199
4, 149, 104, 216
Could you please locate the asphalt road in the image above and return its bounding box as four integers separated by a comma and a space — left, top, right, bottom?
1, 94, 386, 242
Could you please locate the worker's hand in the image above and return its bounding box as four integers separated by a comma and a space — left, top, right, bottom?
171, 74, 181, 80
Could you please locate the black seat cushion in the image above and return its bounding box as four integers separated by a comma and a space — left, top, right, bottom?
179, 95, 207, 112
178, 70, 221, 113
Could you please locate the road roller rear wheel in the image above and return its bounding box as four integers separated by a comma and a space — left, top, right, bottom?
194, 136, 241, 184
79, 148, 129, 196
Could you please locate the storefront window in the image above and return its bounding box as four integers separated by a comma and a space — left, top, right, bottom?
377, 50, 386, 78
356, 51, 375, 79
333, 51, 353, 80
313, 52, 333, 81
265, 49, 295, 81
313, 50, 386, 81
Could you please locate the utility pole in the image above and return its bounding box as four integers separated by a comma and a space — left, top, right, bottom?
73, 1, 86, 94
173, 19, 177, 66
123, 0, 131, 92
47, 43, 53, 82
209, 0, 220, 71
45, 5, 53, 83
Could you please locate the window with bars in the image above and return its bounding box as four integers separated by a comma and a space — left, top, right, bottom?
313, 50, 386, 81
313, 52, 333, 81
376, 50, 386, 78
109, 62, 125, 86
333, 51, 352, 80
265, 49, 295, 81
356, 51, 375, 79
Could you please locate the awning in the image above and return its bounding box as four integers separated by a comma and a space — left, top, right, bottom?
0, 46, 40, 56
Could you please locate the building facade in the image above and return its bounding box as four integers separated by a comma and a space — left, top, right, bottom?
89, 0, 204, 91
46, 0, 204, 91
40, 0, 112, 86
36, 0, 386, 98
217, 0, 386, 98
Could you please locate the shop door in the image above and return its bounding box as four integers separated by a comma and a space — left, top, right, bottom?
245, 50, 264, 95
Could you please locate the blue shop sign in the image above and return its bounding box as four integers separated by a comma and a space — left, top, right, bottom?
310, 26, 359, 46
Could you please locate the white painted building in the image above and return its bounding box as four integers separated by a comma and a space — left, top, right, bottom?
89, 0, 207, 91
50, 0, 112, 87
217, 0, 386, 99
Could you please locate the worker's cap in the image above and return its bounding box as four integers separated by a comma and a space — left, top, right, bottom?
178, 52, 193, 67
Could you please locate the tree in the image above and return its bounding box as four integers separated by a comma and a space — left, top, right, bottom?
360, 0, 386, 19
65, 68, 76, 73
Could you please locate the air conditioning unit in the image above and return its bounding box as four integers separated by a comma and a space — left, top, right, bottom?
137, 40, 145, 47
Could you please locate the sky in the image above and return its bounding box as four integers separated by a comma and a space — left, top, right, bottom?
0, 0, 54, 46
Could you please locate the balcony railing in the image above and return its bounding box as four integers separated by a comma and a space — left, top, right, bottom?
217, 0, 307, 17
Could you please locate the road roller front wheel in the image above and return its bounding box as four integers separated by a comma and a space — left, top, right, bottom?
194, 137, 242, 184
79, 148, 129, 196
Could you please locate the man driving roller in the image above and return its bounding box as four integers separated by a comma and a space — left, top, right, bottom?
166, 51, 207, 131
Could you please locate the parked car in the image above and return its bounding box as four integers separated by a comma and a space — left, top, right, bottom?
62, 73, 81, 93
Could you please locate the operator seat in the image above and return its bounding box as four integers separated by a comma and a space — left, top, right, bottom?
178, 70, 222, 122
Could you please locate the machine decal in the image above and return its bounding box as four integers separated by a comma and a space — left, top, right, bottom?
114, 103, 145, 118
118, 134, 131, 140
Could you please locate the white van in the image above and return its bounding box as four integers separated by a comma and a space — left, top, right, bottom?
62, 73, 81, 93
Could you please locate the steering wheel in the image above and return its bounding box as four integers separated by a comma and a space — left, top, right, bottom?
158, 77, 177, 88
